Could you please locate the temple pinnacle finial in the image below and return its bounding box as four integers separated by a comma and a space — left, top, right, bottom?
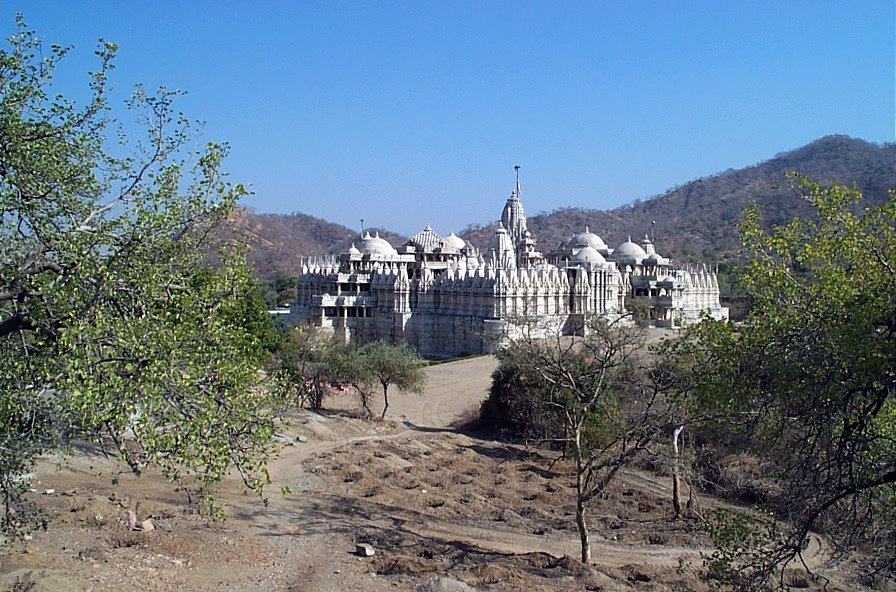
514, 165, 521, 196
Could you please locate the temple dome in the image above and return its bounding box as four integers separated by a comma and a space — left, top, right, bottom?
571, 246, 605, 263
347, 243, 361, 256
442, 232, 466, 250
612, 237, 648, 261
568, 227, 608, 252
359, 232, 398, 256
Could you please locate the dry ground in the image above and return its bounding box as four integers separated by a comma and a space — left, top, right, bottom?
0, 355, 872, 591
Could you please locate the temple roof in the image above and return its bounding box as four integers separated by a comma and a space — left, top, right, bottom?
359, 232, 398, 256
568, 227, 608, 252
611, 237, 648, 261
442, 232, 466, 250
405, 225, 443, 252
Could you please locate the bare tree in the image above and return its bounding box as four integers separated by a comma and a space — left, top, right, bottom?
500, 314, 689, 563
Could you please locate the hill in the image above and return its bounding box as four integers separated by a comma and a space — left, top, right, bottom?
461, 135, 895, 263
226, 209, 407, 280
236, 135, 894, 279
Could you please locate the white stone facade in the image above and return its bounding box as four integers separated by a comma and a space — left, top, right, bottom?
291, 174, 728, 357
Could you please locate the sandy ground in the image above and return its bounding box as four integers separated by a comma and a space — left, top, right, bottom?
0, 355, 871, 591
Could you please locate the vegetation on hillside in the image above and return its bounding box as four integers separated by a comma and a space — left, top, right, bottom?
0, 19, 280, 535
677, 180, 895, 588
483, 180, 895, 588
227, 208, 406, 280
460, 136, 895, 266
239, 135, 894, 291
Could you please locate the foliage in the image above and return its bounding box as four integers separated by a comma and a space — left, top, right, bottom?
0, 19, 275, 534
703, 509, 789, 591
480, 346, 565, 443
332, 341, 427, 419
258, 275, 298, 309
679, 178, 896, 586
486, 315, 693, 563
271, 331, 427, 419
271, 325, 343, 410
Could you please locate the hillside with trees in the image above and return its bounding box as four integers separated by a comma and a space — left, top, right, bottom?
228, 209, 406, 280
461, 135, 895, 264
241, 135, 893, 280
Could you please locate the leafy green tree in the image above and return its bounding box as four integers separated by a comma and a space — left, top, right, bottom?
331, 341, 426, 419
271, 325, 342, 410
480, 345, 566, 443
0, 19, 274, 534
681, 178, 896, 587
360, 341, 427, 419
257, 275, 297, 309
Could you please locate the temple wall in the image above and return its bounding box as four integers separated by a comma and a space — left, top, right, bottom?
289, 223, 728, 358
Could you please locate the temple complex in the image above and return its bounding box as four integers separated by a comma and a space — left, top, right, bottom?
291, 169, 728, 357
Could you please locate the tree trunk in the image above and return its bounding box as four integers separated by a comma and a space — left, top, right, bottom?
380, 384, 389, 420
686, 476, 701, 518
576, 495, 591, 563
671, 425, 684, 518
574, 427, 591, 563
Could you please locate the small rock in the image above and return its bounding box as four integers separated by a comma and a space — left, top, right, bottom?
125, 510, 138, 529
140, 518, 155, 532
418, 577, 474, 592
44, 488, 55, 495
297, 435, 309, 443
355, 543, 375, 557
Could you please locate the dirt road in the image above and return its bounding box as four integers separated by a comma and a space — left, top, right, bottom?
0, 354, 860, 592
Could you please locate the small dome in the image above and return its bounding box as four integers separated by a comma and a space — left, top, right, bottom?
571, 246, 606, 264
568, 227, 608, 252
359, 232, 398, 256
442, 232, 466, 250
347, 243, 361, 256
612, 237, 648, 261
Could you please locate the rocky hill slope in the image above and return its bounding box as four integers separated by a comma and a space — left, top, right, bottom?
235, 135, 894, 278
461, 135, 895, 264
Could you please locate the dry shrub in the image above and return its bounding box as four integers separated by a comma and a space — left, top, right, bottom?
716, 453, 778, 503
464, 564, 521, 585
371, 555, 432, 576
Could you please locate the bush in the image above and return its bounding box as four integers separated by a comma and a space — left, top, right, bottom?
479, 348, 567, 445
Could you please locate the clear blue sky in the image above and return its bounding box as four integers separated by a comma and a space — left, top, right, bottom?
7, 2, 894, 235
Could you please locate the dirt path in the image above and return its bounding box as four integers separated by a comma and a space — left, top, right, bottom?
1, 354, 861, 592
